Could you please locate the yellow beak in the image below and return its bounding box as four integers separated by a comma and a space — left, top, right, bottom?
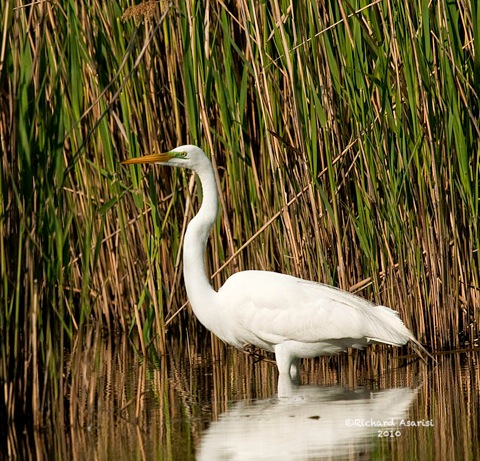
121, 152, 174, 165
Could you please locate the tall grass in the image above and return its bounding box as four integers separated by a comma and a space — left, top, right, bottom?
0, 0, 478, 428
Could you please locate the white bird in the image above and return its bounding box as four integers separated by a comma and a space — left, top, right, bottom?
122, 145, 428, 378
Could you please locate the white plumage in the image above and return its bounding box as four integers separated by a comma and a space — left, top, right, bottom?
123, 145, 427, 377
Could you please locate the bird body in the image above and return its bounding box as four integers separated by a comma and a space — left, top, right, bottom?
123, 145, 426, 377
211, 270, 418, 374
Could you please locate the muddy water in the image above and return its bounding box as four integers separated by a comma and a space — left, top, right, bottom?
7, 334, 480, 460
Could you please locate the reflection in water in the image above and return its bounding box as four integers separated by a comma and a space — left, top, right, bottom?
4, 332, 480, 460
198, 377, 418, 460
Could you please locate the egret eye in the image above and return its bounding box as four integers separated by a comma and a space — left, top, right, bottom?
173, 151, 187, 159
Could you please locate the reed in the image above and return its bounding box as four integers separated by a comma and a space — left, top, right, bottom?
0, 0, 478, 429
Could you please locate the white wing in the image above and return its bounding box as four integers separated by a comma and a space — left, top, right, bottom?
217, 270, 414, 350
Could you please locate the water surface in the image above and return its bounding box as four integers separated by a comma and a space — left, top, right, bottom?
7, 334, 480, 460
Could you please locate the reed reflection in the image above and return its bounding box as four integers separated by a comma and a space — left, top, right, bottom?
4, 333, 479, 461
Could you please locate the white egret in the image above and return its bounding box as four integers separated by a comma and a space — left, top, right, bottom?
122, 145, 428, 377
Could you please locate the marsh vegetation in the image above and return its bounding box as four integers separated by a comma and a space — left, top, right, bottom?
1, 0, 479, 446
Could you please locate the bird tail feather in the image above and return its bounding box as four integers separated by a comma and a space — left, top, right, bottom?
368, 305, 435, 363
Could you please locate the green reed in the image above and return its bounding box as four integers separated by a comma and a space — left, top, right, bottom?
0, 0, 479, 430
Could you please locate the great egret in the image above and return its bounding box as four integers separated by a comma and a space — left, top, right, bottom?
122, 145, 428, 377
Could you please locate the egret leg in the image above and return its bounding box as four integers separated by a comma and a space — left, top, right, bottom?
274, 343, 299, 379
277, 373, 298, 397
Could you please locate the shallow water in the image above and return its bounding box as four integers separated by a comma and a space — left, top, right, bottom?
7, 334, 480, 460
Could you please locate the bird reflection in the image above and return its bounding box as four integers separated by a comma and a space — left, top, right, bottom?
197, 377, 418, 460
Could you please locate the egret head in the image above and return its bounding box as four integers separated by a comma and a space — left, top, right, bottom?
122, 145, 208, 170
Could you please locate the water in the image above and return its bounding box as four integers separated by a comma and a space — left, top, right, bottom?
6, 334, 480, 460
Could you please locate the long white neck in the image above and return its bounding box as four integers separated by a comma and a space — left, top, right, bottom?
182, 159, 218, 319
